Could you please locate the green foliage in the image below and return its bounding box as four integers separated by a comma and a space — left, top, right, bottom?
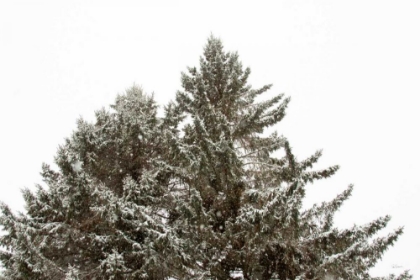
0, 36, 410, 279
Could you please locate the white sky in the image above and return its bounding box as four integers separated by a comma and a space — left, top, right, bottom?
1, 0, 419, 277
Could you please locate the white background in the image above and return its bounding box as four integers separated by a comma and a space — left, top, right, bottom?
1, 0, 419, 277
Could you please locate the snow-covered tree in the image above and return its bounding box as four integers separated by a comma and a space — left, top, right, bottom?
167, 36, 411, 279
0, 36, 411, 279
0, 87, 189, 279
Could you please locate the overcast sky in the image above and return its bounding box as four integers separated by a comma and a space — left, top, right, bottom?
1, 0, 419, 277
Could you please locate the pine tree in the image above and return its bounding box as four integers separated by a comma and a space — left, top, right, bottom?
0, 36, 411, 279
0, 87, 188, 279
167, 36, 411, 279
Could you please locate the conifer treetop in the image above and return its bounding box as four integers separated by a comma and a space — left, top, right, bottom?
0, 36, 411, 280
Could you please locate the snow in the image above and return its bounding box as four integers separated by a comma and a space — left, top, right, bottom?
71, 160, 83, 172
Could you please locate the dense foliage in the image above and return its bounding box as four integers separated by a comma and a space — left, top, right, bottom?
0, 37, 411, 279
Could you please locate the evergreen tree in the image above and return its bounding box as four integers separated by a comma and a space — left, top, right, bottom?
0, 87, 188, 279
168, 36, 411, 279
0, 36, 411, 279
